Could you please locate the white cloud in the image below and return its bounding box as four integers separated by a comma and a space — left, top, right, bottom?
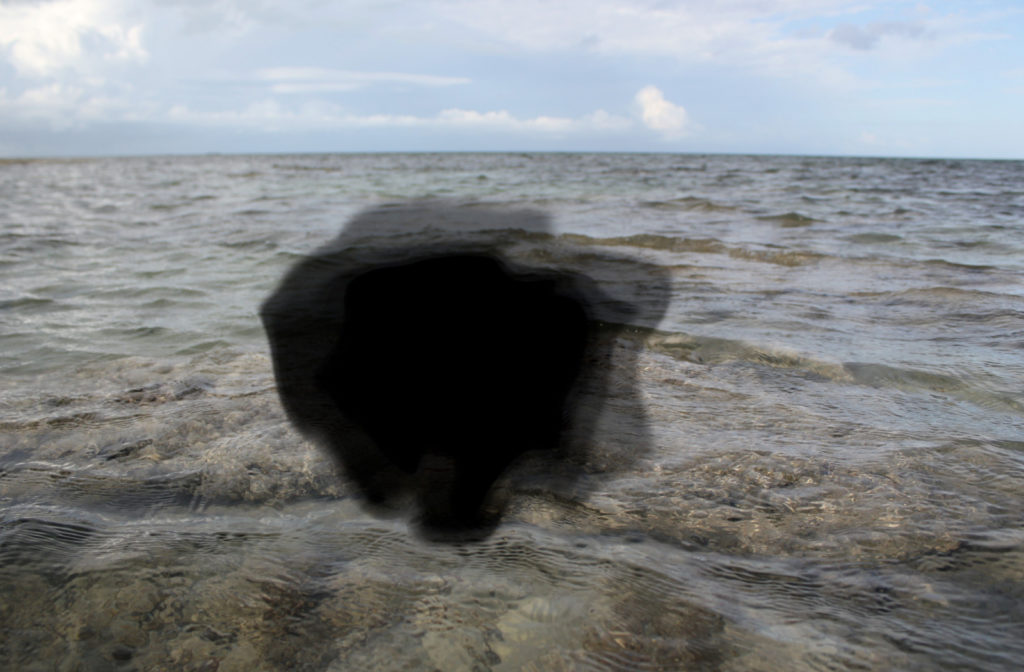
256, 67, 471, 94
0, 82, 158, 129
17, 82, 83, 108
635, 85, 690, 138
163, 101, 632, 134
423, 0, 1011, 90
859, 130, 880, 145
430, 1, 856, 68
582, 109, 633, 131
437, 108, 577, 131
0, 0, 147, 78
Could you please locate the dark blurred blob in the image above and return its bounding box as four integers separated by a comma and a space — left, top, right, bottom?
261, 202, 668, 540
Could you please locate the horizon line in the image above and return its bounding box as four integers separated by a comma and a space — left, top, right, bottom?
2, 149, 1021, 163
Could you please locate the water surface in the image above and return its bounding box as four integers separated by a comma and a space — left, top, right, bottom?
1, 153, 1022, 670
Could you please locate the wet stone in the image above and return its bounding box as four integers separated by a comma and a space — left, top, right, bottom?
110, 647, 133, 662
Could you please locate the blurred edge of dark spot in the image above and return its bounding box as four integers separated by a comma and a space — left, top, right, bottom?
260, 201, 669, 540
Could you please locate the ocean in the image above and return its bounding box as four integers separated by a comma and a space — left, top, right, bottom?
1, 152, 1022, 670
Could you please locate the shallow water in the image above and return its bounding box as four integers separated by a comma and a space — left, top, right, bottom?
1, 153, 1022, 670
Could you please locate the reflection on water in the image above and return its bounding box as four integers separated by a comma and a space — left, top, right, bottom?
1, 153, 1022, 670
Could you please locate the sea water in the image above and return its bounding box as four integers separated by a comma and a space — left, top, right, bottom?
1, 153, 1022, 670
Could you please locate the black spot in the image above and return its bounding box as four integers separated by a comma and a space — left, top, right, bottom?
260, 202, 668, 539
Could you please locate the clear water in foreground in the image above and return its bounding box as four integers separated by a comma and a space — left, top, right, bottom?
1, 153, 1022, 670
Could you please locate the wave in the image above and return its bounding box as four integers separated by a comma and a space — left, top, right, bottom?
0, 296, 58, 312
755, 212, 822, 227
636, 327, 1023, 414
90, 286, 208, 300
640, 196, 739, 213
638, 327, 848, 378
0, 516, 101, 573
557, 232, 825, 266
560, 232, 726, 255
852, 286, 1024, 310
844, 233, 903, 244
0, 464, 206, 512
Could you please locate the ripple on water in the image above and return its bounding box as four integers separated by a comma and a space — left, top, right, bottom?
0, 153, 1022, 670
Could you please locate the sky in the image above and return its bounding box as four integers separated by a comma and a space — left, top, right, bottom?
1, 0, 1022, 159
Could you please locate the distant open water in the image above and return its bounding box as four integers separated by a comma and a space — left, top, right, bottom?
1, 153, 1022, 670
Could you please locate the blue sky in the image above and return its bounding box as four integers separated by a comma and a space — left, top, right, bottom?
1, 0, 1022, 158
